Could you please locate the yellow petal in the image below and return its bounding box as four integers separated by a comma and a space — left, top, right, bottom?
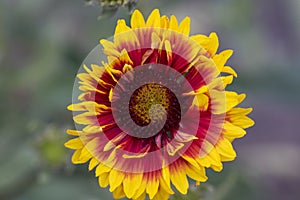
169, 15, 179, 31
211, 164, 223, 172
223, 66, 237, 77
73, 112, 97, 125
105, 145, 120, 166
105, 66, 122, 83
174, 131, 198, 143
79, 147, 92, 162
71, 149, 83, 164
159, 166, 174, 194
64, 138, 83, 150
160, 15, 169, 29
226, 92, 246, 112
66, 129, 80, 136
122, 63, 133, 73
78, 84, 106, 94
131, 10, 145, 28
186, 164, 208, 182
99, 39, 114, 51
170, 168, 188, 194
215, 137, 237, 161
146, 9, 160, 27
108, 89, 113, 102
67, 103, 85, 111
115, 19, 131, 35
152, 189, 170, 200
109, 169, 125, 192
80, 64, 105, 86
223, 121, 247, 138
70, 148, 91, 164
79, 136, 98, 156
68, 102, 109, 113
103, 140, 116, 152
151, 31, 162, 49
198, 142, 222, 168
228, 107, 253, 116
166, 142, 184, 156
98, 172, 109, 188
181, 155, 200, 169
222, 75, 234, 87
164, 40, 172, 64
207, 32, 219, 56
95, 163, 111, 177
90, 64, 105, 77
132, 179, 147, 199
178, 17, 190, 36
77, 73, 96, 88
124, 173, 143, 198
78, 92, 91, 101
193, 93, 209, 111
118, 49, 134, 65
191, 32, 219, 56
88, 157, 99, 171
213, 49, 233, 71
146, 176, 159, 199
190, 34, 208, 45
133, 192, 146, 200
112, 185, 126, 199
99, 39, 120, 57
123, 149, 149, 159
83, 125, 102, 133
159, 176, 174, 195
234, 116, 254, 129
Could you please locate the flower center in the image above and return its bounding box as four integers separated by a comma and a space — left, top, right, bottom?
129, 83, 172, 126
110, 64, 191, 140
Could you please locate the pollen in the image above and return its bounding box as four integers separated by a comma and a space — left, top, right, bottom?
129, 83, 171, 126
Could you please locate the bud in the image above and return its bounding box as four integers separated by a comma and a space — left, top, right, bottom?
85, 0, 138, 18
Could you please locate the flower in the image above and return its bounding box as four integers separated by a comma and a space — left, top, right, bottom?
65, 9, 254, 200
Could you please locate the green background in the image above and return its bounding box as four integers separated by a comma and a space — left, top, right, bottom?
1, 0, 300, 199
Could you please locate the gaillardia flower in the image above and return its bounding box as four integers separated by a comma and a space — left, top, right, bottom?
65, 9, 254, 200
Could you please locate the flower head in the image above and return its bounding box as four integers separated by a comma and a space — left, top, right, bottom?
65, 9, 254, 200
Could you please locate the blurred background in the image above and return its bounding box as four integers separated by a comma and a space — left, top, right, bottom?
1, 0, 300, 199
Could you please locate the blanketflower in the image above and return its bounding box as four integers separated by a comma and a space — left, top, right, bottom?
65, 9, 254, 200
